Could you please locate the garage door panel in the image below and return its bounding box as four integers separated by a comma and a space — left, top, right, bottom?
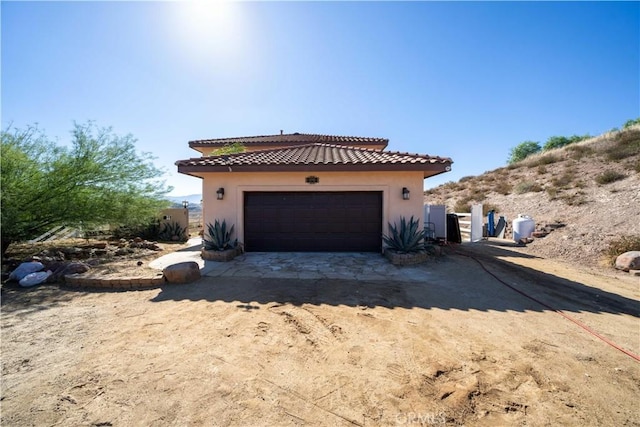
244, 192, 382, 252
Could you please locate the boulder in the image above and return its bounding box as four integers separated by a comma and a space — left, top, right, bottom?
163, 262, 200, 284
615, 251, 640, 272
54, 262, 91, 282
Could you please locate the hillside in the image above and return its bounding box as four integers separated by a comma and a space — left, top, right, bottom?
424, 125, 640, 267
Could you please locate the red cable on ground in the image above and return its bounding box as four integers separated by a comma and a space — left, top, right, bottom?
453, 250, 640, 363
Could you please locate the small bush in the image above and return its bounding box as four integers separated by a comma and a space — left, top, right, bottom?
559, 191, 587, 206
566, 144, 593, 160
552, 169, 576, 188
537, 165, 547, 175
468, 187, 486, 201
453, 200, 471, 213
546, 187, 558, 200
528, 153, 560, 167
604, 128, 640, 161
514, 181, 543, 194
459, 175, 475, 183
595, 170, 626, 185
604, 235, 640, 266
483, 204, 500, 215
113, 218, 161, 240
494, 181, 512, 195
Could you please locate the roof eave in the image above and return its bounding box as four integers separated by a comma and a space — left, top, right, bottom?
177, 162, 452, 176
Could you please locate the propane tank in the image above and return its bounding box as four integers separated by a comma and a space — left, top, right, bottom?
513, 214, 535, 242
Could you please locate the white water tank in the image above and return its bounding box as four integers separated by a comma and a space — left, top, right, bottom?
513, 214, 535, 242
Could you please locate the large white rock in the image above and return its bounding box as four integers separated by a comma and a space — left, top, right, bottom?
615, 251, 640, 272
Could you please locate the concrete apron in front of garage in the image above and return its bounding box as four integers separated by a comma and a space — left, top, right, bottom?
148, 239, 430, 281
204, 252, 428, 281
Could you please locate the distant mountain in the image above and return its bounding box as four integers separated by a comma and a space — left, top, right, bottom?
166, 194, 202, 206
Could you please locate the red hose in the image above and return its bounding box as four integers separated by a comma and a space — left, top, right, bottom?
454, 250, 640, 363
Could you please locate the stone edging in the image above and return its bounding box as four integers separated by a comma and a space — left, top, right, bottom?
63, 273, 166, 290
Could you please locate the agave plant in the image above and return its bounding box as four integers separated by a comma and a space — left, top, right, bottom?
204, 219, 237, 251
158, 222, 187, 242
382, 216, 425, 254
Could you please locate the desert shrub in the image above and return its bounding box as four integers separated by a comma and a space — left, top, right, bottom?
453, 200, 471, 213
546, 187, 558, 200
113, 218, 161, 240
528, 153, 560, 167
514, 181, 543, 194
537, 165, 547, 175
468, 186, 486, 201
552, 169, 576, 188
459, 175, 475, 183
595, 170, 626, 185
604, 128, 640, 161
566, 144, 593, 160
635, 160, 640, 173
559, 191, 587, 206
482, 204, 500, 215
604, 235, 640, 265
493, 181, 512, 195
574, 180, 587, 189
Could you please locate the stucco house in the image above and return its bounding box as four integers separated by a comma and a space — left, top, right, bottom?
176, 133, 452, 252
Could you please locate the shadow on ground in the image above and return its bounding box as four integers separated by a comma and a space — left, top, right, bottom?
150, 246, 639, 317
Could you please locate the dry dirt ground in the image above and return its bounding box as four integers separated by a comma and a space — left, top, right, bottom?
2, 243, 639, 426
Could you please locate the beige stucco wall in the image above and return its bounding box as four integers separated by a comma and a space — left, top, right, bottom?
159, 208, 189, 232
198, 171, 426, 248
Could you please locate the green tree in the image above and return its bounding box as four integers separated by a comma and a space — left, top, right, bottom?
507, 141, 541, 164
1, 122, 171, 254
623, 118, 640, 129
542, 136, 571, 151
542, 134, 591, 151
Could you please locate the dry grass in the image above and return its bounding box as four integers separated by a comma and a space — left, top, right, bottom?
595, 170, 627, 185
514, 181, 543, 194
559, 190, 587, 206
603, 235, 640, 266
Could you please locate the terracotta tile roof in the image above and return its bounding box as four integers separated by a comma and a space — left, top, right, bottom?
189, 133, 389, 149
176, 143, 452, 177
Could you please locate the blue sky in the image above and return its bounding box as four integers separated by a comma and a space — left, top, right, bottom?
2, 1, 638, 196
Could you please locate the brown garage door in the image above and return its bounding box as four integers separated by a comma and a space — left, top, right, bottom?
244, 192, 382, 252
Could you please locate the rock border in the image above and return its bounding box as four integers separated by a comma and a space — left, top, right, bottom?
63, 273, 166, 290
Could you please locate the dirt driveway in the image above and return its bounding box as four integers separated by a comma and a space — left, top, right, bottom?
2, 243, 639, 426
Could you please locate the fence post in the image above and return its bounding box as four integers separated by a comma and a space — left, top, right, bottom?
471, 204, 483, 242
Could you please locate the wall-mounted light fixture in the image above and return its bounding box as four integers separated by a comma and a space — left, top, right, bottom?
402, 187, 410, 200
216, 188, 225, 200
182, 200, 189, 209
